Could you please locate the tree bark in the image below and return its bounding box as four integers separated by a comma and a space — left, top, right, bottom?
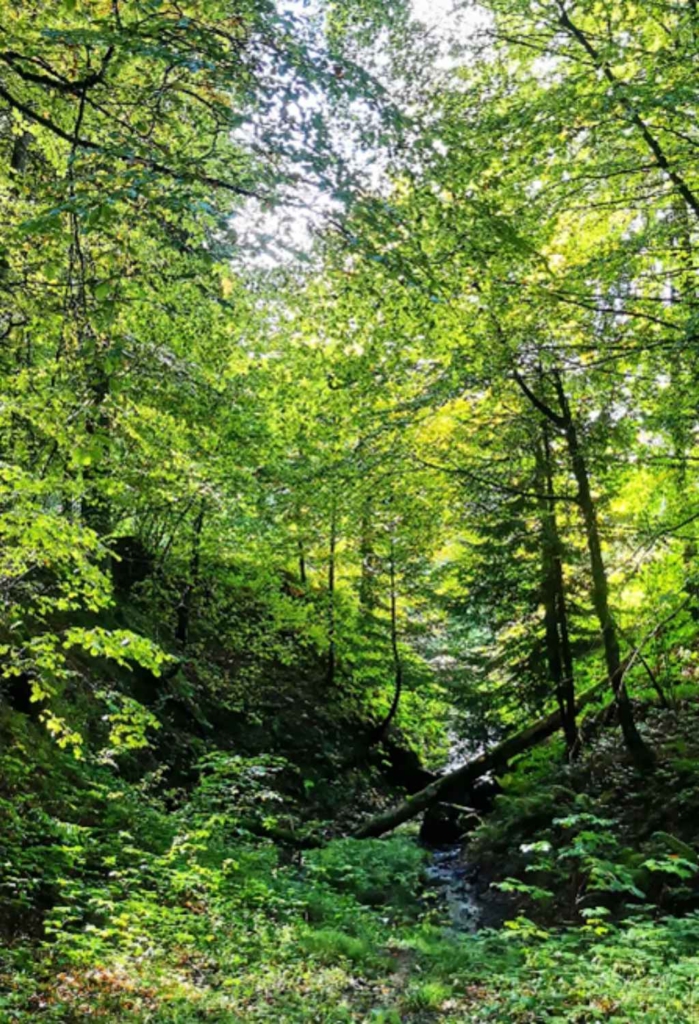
175, 499, 205, 647
551, 373, 654, 769
536, 422, 578, 756
367, 539, 403, 743
359, 498, 378, 612
297, 537, 307, 586
325, 498, 337, 686
10, 130, 32, 175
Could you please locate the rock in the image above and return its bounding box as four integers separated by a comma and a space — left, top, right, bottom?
439, 774, 501, 812
469, 776, 502, 812
420, 803, 478, 846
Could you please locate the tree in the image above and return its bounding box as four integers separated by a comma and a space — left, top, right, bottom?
0, 0, 414, 748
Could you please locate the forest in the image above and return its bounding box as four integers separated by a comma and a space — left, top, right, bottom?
2, 0, 699, 1020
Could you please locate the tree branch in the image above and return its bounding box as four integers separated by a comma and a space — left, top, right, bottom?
512, 370, 568, 428
0, 47, 114, 95
0, 81, 259, 198
415, 455, 578, 503
557, 3, 699, 220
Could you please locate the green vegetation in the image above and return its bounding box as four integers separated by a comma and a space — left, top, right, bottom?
3, 0, 699, 1020
4, 709, 699, 1022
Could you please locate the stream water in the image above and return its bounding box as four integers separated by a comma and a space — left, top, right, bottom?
419, 720, 501, 932
423, 844, 485, 932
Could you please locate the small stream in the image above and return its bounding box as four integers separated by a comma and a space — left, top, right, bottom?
419, 713, 503, 932
423, 844, 484, 932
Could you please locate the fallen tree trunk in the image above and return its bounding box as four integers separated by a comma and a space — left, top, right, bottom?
353, 678, 608, 839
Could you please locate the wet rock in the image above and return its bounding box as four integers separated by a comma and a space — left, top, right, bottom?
422, 844, 515, 932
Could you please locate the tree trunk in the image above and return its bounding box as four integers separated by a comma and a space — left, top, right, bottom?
514, 369, 653, 767
353, 677, 609, 839
367, 539, 403, 743
10, 130, 32, 176
325, 498, 337, 686
669, 199, 697, 605
82, 360, 111, 541
297, 537, 307, 586
175, 499, 205, 647
359, 497, 378, 612
552, 373, 654, 769
536, 422, 578, 756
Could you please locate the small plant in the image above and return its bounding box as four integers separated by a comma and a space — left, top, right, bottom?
403, 980, 452, 1011
300, 928, 372, 966
305, 837, 424, 910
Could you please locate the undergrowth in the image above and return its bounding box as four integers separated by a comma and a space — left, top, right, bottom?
3, 706, 699, 1021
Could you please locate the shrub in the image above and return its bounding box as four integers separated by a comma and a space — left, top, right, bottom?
304, 837, 424, 910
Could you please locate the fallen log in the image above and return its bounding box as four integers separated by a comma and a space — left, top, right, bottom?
353, 678, 608, 839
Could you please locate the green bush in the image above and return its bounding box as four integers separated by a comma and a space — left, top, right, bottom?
304, 837, 425, 909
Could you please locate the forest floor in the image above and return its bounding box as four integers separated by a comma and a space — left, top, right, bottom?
3, 699, 699, 1022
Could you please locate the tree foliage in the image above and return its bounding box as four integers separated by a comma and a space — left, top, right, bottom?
4, 0, 699, 1018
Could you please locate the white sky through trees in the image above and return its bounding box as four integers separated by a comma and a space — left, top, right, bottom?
235, 0, 483, 265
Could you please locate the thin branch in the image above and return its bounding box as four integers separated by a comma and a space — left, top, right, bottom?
415, 455, 579, 503
557, 3, 699, 220
618, 596, 694, 691
0, 81, 259, 198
